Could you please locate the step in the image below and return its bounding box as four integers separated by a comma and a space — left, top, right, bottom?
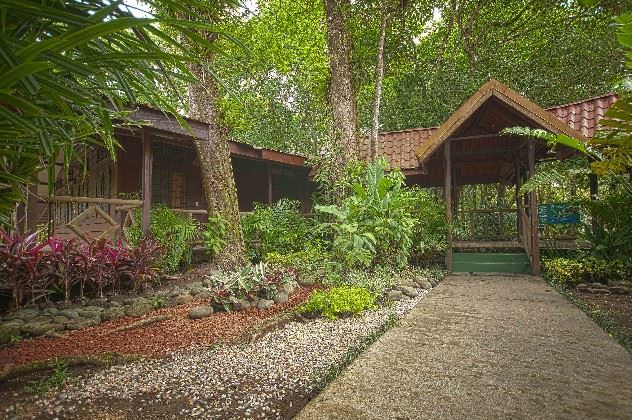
452, 253, 532, 274
453, 253, 531, 263
453, 261, 532, 274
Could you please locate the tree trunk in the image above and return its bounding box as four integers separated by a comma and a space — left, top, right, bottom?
324, 0, 359, 164
188, 61, 246, 269
369, 0, 388, 160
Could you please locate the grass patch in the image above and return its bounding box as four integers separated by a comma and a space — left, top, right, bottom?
546, 276, 632, 354
24, 359, 70, 396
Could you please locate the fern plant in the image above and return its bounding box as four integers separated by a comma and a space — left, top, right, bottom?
126, 204, 199, 272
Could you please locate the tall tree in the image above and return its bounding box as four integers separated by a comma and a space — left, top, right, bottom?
369, 0, 389, 159
183, 18, 246, 269
324, 0, 360, 164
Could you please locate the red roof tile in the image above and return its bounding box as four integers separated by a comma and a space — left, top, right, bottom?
360, 127, 437, 170
545, 93, 618, 139
368, 92, 618, 170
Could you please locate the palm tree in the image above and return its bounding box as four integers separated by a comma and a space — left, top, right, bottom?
0, 0, 229, 226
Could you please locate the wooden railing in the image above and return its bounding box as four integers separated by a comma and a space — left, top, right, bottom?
454, 208, 518, 241
47, 195, 143, 243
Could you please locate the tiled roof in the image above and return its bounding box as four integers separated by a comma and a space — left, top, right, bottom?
360, 127, 437, 170
368, 92, 618, 170
546, 93, 618, 139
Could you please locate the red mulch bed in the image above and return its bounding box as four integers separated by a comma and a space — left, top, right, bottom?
0, 287, 315, 373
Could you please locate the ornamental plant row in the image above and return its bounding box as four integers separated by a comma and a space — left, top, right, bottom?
0, 230, 163, 309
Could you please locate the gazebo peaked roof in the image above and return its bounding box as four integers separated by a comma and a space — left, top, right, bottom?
415, 79, 588, 163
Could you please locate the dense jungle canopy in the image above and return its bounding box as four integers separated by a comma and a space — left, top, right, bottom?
208, 0, 628, 156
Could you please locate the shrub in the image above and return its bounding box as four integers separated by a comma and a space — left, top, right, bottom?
316, 159, 416, 269
407, 187, 448, 260
328, 267, 398, 295
0, 231, 48, 307
0, 231, 162, 308
242, 199, 316, 262
46, 238, 79, 303
206, 262, 299, 310
300, 286, 377, 320
585, 184, 632, 263
119, 237, 163, 291
543, 256, 629, 286
265, 247, 335, 283
126, 204, 199, 272
202, 214, 227, 258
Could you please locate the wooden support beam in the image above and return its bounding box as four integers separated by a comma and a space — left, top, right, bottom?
528, 139, 540, 275
142, 129, 153, 235
267, 163, 273, 205
589, 173, 598, 235
444, 141, 453, 271
515, 155, 522, 237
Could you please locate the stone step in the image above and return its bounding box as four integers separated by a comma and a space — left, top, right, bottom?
453, 253, 532, 274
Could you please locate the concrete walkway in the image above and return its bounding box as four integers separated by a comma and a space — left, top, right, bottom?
297, 275, 632, 420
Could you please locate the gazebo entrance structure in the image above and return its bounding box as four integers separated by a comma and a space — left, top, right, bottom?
408, 80, 591, 275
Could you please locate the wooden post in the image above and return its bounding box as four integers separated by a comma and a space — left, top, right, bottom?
444, 141, 453, 271
528, 140, 540, 275
589, 173, 598, 235
266, 163, 273, 205
515, 156, 522, 237
141, 129, 153, 235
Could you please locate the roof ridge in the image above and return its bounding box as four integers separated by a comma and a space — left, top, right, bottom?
546, 92, 618, 110
378, 126, 438, 135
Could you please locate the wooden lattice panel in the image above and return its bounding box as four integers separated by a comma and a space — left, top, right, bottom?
66, 204, 120, 243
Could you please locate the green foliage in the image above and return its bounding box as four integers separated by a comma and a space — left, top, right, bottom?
265, 247, 334, 283
242, 199, 316, 262
1, 0, 231, 227
212, 0, 621, 157
584, 182, 632, 262
206, 262, 299, 310
505, 12, 632, 177
328, 267, 398, 296
126, 205, 199, 273
202, 214, 227, 257
301, 286, 377, 320
150, 295, 166, 310
542, 257, 629, 286
25, 359, 70, 396
316, 159, 416, 268
216, 0, 330, 156
407, 187, 448, 258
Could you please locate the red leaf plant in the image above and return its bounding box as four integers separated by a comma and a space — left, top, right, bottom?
0, 230, 48, 308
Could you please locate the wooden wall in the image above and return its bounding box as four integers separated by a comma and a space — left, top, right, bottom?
32, 135, 313, 240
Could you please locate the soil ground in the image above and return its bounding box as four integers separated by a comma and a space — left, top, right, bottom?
574, 289, 632, 343
297, 274, 632, 420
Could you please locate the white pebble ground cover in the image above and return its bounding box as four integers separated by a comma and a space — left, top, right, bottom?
25, 289, 429, 419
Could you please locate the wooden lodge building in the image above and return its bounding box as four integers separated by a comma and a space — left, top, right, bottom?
22, 80, 618, 275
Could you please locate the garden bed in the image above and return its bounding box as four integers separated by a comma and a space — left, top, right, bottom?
0, 286, 316, 372
2, 275, 439, 419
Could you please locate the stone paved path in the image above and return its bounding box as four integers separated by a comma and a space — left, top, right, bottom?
297, 275, 632, 420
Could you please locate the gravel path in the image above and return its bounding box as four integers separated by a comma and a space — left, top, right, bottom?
6, 290, 429, 419
297, 275, 632, 420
